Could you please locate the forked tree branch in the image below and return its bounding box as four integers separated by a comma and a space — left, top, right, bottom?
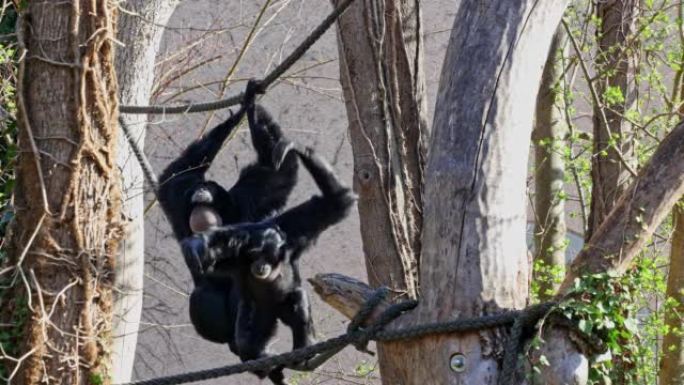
559, 121, 684, 293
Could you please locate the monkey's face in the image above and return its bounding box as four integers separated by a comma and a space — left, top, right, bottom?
245, 228, 285, 282
189, 186, 222, 233
249, 258, 280, 281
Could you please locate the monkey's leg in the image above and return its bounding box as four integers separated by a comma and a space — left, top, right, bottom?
276, 148, 356, 241
188, 283, 236, 344
235, 300, 285, 382
279, 287, 317, 350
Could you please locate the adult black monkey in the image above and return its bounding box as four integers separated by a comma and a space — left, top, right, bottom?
158, 80, 355, 384
183, 146, 355, 361
158, 80, 297, 383
159, 80, 297, 242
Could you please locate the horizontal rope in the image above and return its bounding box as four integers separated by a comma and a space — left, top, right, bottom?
118, 291, 558, 385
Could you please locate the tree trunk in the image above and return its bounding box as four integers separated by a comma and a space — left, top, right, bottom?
333, 0, 427, 298
661, 202, 684, 385
337, 1, 568, 383
658, 14, 684, 379
587, 0, 639, 240
112, 1, 177, 382
333, 0, 427, 380
406, 3, 567, 383
532, 27, 568, 300
7, 1, 122, 384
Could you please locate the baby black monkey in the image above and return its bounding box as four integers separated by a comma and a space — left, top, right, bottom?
158, 80, 355, 384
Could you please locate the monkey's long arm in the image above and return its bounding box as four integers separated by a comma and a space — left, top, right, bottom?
159, 108, 245, 187
275, 148, 356, 248
157, 109, 245, 239
158, 80, 263, 202
228, 103, 298, 222
180, 227, 251, 276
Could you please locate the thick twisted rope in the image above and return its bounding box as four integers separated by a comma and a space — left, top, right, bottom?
119, 117, 159, 192
119, 0, 357, 115
118, 289, 557, 385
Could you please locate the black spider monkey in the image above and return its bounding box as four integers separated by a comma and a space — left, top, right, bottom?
158, 80, 355, 384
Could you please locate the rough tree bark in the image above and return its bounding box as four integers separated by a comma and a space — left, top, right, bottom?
659, 23, 684, 380
658, 24, 684, 378
112, 1, 177, 382
333, 0, 427, 299
336, 1, 568, 384
314, 120, 684, 385
7, 1, 122, 384
532, 27, 568, 299
587, 0, 639, 240
661, 202, 684, 385
332, 0, 427, 379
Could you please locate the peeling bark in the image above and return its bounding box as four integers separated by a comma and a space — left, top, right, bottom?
333, 0, 427, 297
333, 0, 428, 381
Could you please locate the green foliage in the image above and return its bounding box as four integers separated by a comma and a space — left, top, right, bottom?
0, 3, 19, 380
0, 291, 27, 379
602, 85, 625, 106
89, 372, 105, 385
556, 256, 668, 385
0, 5, 16, 36
283, 359, 377, 385
0, 2, 17, 227
354, 360, 377, 377
533, 6, 680, 380
531, 259, 567, 302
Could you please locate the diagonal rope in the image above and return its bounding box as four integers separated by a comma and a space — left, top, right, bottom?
119, 0, 358, 115
119, 116, 159, 192
118, 0, 359, 193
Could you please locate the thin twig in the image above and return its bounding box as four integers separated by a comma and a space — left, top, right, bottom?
562, 19, 638, 178
120, 0, 358, 114
199, 0, 275, 135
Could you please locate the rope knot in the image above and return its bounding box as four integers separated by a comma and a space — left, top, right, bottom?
346, 287, 389, 354
346, 288, 418, 355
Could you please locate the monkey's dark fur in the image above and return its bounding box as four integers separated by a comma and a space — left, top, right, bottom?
158, 81, 355, 384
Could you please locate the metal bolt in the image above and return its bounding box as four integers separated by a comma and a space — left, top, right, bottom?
450, 353, 466, 373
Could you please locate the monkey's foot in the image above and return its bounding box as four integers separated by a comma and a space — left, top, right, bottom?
272, 139, 297, 170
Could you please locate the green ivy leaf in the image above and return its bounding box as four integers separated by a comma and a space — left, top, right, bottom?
603, 86, 625, 106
